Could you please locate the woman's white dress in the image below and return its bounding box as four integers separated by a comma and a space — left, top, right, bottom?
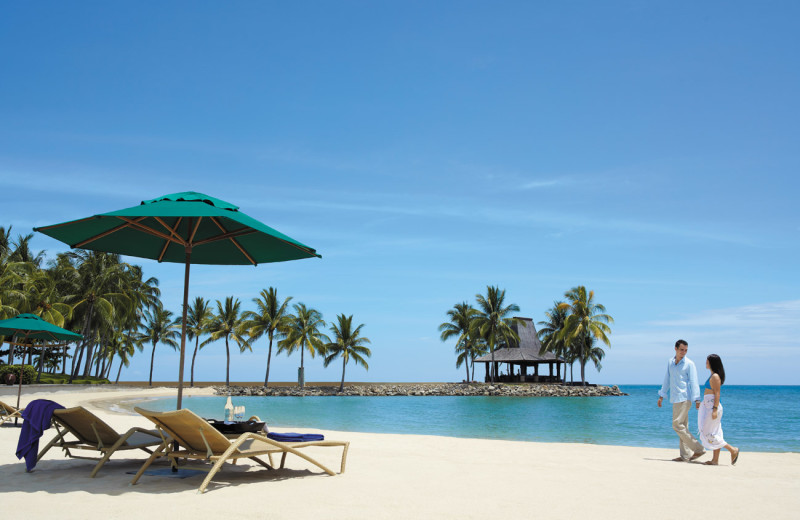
698, 394, 726, 450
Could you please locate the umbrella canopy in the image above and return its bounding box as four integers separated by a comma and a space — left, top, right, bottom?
34, 191, 320, 408
34, 191, 319, 265
0, 314, 83, 342
0, 314, 82, 410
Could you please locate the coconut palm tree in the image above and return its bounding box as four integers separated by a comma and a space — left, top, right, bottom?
557, 286, 613, 386
180, 296, 214, 387
242, 288, 293, 387
537, 301, 571, 383
112, 337, 137, 384
139, 304, 180, 386
66, 251, 130, 381
474, 286, 521, 383
439, 302, 482, 382
323, 314, 371, 392
208, 296, 251, 387
279, 303, 328, 388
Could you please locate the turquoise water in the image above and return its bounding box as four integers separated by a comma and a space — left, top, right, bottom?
142, 385, 800, 453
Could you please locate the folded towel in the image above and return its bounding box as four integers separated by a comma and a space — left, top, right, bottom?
16, 399, 65, 471
267, 432, 324, 442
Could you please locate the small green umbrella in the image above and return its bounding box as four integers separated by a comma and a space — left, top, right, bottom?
0, 313, 82, 411
34, 191, 320, 408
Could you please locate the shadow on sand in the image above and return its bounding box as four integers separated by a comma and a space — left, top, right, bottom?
0, 457, 324, 495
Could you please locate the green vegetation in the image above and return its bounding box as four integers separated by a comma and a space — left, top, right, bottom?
438, 302, 485, 382
556, 286, 613, 386
440, 285, 613, 385
1, 224, 374, 387
279, 303, 328, 388
324, 314, 372, 392
208, 296, 250, 387
0, 364, 36, 384
242, 288, 292, 387
37, 373, 110, 385
180, 296, 214, 388
439, 287, 522, 383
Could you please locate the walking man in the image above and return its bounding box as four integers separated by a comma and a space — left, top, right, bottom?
657, 339, 705, 462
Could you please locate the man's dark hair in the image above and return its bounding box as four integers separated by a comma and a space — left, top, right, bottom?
675, 339, 688, 349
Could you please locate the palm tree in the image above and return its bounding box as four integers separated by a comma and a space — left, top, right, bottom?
324, 314, 371, 392
537, 301, 571, 384
208, 296, 251, 387
139, 304, 180, 386
557, 286, 613, 386
112, 337, 137, 384
439, 302, 482, 382
242, 288, 293, 387
180, 296, 214, 387
279, 303, 328, 388
66, 251, 130, 381
474, 286, 521, 383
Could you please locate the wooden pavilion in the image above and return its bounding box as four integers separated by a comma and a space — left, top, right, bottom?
474, 317, 565, 383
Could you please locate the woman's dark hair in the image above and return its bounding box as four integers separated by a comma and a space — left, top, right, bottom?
707, 354, 726, 384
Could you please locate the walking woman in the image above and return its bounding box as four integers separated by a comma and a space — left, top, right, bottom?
698, 354, 740, 465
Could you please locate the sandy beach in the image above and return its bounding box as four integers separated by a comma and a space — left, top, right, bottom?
1, 386, 798, 520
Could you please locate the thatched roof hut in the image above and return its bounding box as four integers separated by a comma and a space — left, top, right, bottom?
474, 317, 565, 383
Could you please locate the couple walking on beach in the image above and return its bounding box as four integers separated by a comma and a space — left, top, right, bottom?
657, 339, 740, 466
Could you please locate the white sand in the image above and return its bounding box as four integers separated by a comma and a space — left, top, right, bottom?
1, 386, 798, 520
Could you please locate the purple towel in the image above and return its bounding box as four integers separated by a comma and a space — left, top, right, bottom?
267, 432, 324, 442
16, 399, 65, 471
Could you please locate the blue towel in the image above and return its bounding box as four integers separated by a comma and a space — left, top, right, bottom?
16, 399, 65, 471
267, 432, 324, 442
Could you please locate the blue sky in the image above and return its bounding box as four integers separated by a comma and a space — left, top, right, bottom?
1, 2, 798, 385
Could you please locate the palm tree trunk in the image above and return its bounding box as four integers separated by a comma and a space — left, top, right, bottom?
115, 359, 124, 384
72, 302, 94, 379
580, 360, 586, 386
70, 345, 84, 382
264, 333, 273, 387
36, 347, 44, 383
82, 340, 95, 377
339, 354, 346, 392
190, 337, 199, 387
225, 336, 231, 387
470, 354, 476, 382
149, 341, 157, 386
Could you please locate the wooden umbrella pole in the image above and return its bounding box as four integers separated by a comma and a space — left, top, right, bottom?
176, 247, 191, 410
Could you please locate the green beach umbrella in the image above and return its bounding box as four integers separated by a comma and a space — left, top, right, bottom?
34, 191, 320, 408
0, 313, 82, 411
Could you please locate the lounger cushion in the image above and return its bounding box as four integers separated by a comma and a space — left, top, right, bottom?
267, 432, 324, 442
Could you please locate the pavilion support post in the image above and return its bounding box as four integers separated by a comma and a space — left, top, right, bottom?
484, 363, 489, 383
176, 247, 191, 410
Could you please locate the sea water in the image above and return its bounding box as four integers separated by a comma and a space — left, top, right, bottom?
142, 385, 800, 453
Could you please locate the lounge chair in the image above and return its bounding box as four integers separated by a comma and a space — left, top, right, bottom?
0, 400, 24, 425
131, 407, 349, 493
36, 406, 166, 477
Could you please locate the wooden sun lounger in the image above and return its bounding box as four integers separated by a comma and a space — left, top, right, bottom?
0, 400, 24, 424
131, 407, 349, 494
36, 406, 166, 477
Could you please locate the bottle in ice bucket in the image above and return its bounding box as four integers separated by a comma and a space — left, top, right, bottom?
224, 396, 234, 422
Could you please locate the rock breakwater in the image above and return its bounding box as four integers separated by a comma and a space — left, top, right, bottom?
214, 383, 627, 397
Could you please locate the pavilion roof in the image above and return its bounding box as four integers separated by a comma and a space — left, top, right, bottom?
473, 317, 564, 364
